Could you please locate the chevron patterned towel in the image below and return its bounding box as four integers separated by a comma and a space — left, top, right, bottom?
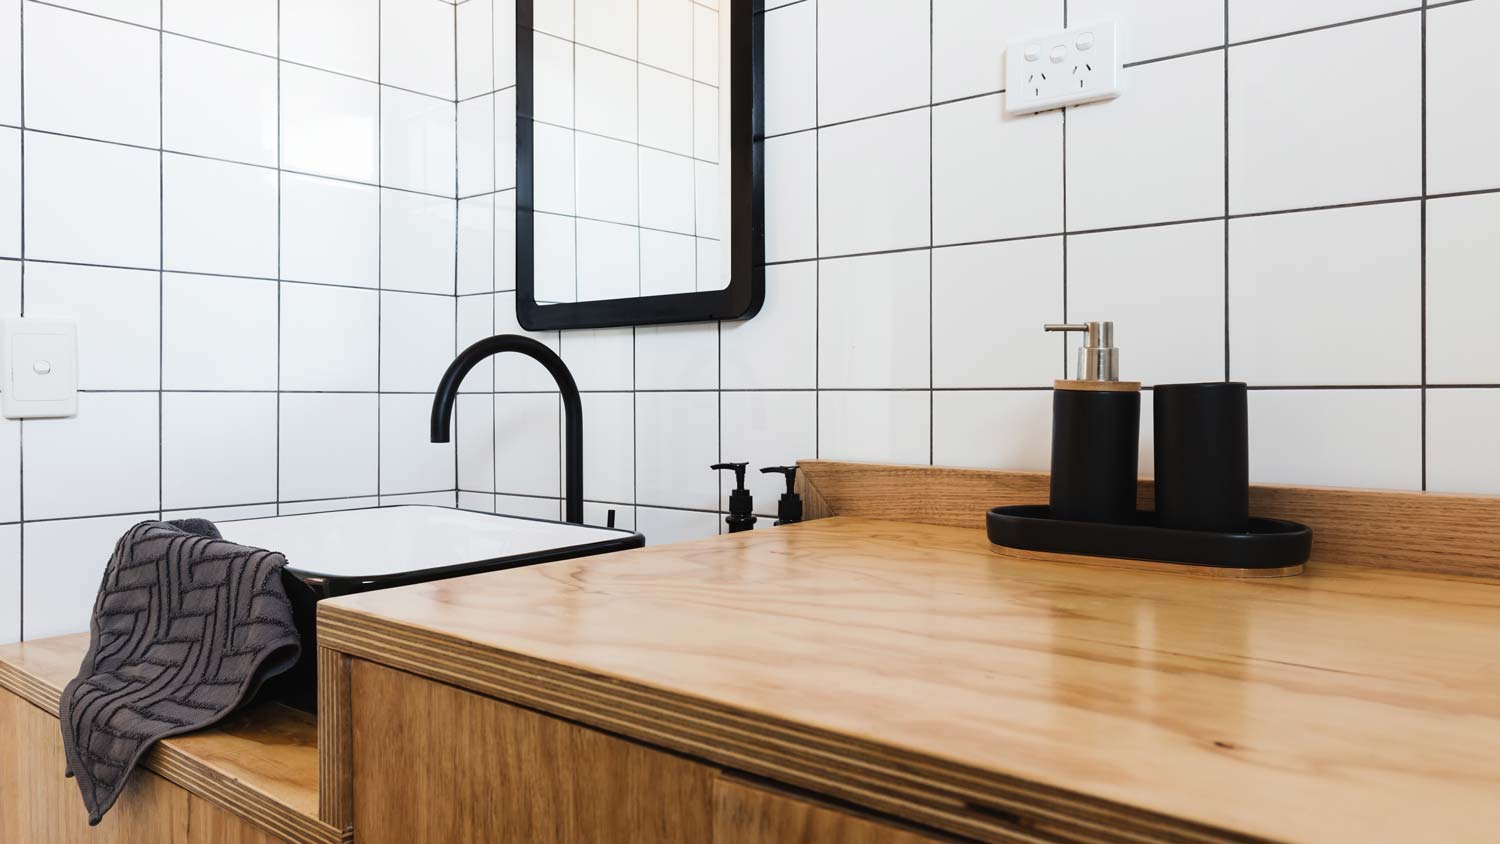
58, 518, 301, 825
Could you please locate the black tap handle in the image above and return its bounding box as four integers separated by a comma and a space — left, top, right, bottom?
760, 466, 798, 494
711, 462, 749, 490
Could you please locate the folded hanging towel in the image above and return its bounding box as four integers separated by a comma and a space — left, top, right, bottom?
59, 518, 301, 825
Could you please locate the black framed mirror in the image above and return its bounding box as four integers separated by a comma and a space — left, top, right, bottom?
514, 0, 764, 331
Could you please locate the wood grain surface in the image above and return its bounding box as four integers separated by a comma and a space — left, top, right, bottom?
0, 634, 340, 844
797, 460, 1500, 579
714, 777, 958, 844
350, 659, 716, 843
320, 516, 1500, 844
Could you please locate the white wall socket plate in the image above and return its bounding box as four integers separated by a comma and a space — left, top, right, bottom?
1005, 20, 1122, 116
2, 316, 79, 419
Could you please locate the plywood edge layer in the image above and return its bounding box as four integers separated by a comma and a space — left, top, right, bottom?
319, 606, 1265, 844
796, 460, 1500, 580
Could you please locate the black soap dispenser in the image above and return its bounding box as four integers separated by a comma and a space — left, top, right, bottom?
711, 463, 758, 533
1043, 322, 1141, 524
760, 466, 803, 525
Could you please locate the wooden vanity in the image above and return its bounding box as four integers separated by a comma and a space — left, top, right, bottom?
4, 461, 1500, 843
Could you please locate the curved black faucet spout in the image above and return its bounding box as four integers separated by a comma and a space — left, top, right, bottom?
431, 334, 583, 524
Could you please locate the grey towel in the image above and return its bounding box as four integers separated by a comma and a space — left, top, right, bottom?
59, 519, 300, 825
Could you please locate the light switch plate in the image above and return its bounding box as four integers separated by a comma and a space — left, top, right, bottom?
2, 317, 79, 419
1005, 20, 1123, 116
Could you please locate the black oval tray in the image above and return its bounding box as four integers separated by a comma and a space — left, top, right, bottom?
987, 505, 1312, 570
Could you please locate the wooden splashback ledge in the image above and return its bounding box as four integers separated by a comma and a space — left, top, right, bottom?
796, 460, 1500, 580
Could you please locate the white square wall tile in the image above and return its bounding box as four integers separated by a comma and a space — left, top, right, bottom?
459, 195, 496, 295
636, 323, 718, 391
493, 0, 517, 90
1230, 202, 1420, 385
933, 390, 1052, 472
574, 220, 639, 302
1428, 0, 1500, 194
575, 133, 639, 226
281, 173, 380, 288
25, 132, 159, 268
382, 0, 457, 99
162, 35, 277, 166
575, 0, 635, 59
818, 391, 930, 465
719, 392, 817, 516
1070, 0, 1224, 64
637, 507, 720, 546
579, 392, 633, 506
532, 33, 575, 128
162, 274, 278, 390
639, 0, 692, 77
721, 262, 817, 390
819, 251, 930, 389
1230, 0, 1409, 42
533, 0, 573, 39
282, 0, 380, 80
639, 67, 694, 157
37, 0, 157, 27
1249, 389, 1421, 490
381, 394, 456, 494
456, 293, 494, 392
495, 495, 561, 521
279, 393, 379, 501
693, 82, 718, 163
164, 0, 275, 54
818, 0, 929, 125
382, 191, 458, 295
457, 393, 495, 493
22, 262, 159, 390
281, 64, 380, 185
24, 3, 158, 147
280, 283, 380, 391
459, 95, 496, 197
818, 109, 931, 257
0, 0, 20, 128
459, 492, 497, 514
1068, 221, 1225, 385
764, 131, 816, 263
1067, 51, 1223, 231
763, 0, 816, 135
457, 0, 494, 100
1428, 193, 1500, 384
0, 525, 16, 644
0, 417, 18, 523
932, 238, 1063, 389
382, 89, 458, 197
163, 155, 278, 279
576, 46, 637, 143
24, 514, 147, 639
162, 392, 277, 509
23, 392, 159, 520
934, 0, 1061, 101
636, 392, 718, 510
0, 129, 14, 259
933, 96, 1062, 245
1427, 390, 1500, 495
639, 231, 696, 297
532, 124, 575, 215
639, 150, 695, 235
380, 291, 456, 392
560, 327, 634, 391
0, 259, 15, 317
1229, 15, 1421, 214
495, 190, 516, 292
495, 392, 562, 497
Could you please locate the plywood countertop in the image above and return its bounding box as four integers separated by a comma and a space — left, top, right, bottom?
318, 516, 1500, 844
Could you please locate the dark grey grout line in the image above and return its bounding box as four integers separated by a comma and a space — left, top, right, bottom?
15, 0, 23, 641
156, 20, 165, 542
275, 0, 282, 512
1228, 5, 1430, 50
1223, 0, 1231, 382
15, 487, 463, 526
534, 207, 720, 243
1420, 2, 1429, 491
3, 256, 454, 297
927, 0, 934, 466
457, 82, 517, 104
1122, 44, 1225, 69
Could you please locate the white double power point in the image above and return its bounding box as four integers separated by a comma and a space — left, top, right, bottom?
1005, 20, 1123, 116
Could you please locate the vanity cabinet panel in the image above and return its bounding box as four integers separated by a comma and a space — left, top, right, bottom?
349, 659, 715, 843
713, 777, 956, 844
0, 689, 281, 844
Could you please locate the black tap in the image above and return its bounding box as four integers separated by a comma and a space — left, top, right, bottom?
431, 335, 583, 524
760, 466, 803, 525
711, 463, 757, 533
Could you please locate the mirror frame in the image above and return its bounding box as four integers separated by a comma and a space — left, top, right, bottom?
514, 0, 764, 331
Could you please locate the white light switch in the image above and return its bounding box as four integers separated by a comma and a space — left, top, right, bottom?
1005, 20, 1123, 116
2, 317, 79, 419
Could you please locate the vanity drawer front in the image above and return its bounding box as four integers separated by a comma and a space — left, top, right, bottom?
713, 776, 959, 844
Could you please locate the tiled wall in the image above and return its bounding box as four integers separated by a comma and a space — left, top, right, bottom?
457, 0, 1500, 546
0, 0, 476, 643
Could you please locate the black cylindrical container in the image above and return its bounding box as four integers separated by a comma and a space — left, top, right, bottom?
1049, 386, 1141, 524
1153, 382, 1249, 532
